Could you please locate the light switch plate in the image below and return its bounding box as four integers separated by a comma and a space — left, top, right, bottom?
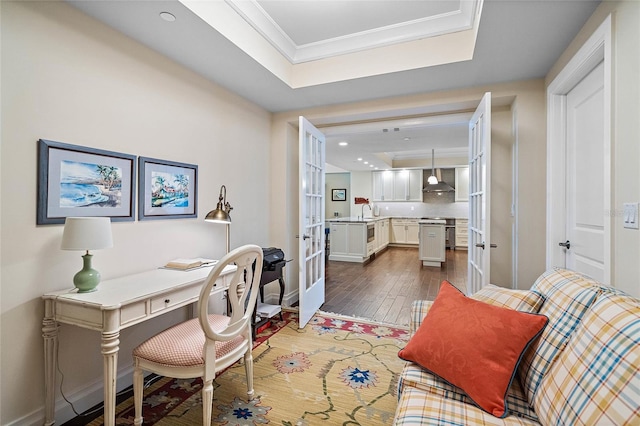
623, 203, 639, 229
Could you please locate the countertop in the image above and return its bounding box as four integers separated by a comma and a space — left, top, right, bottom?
327, 217, 382, 223
418, 219, 446, 224
327, 216, 466, 224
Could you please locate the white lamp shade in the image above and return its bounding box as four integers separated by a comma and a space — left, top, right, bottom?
427, 175, 439, 185
61, 217, 113, 251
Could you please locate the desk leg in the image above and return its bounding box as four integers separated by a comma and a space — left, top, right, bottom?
43, 299, 59, 426
101, 329, 120, 426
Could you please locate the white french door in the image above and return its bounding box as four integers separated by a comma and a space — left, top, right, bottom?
468, 92, 492, 294
298, 116, 326, 328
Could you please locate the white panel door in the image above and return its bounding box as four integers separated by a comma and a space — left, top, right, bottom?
547, 16, 611, 286
565, 61, 606, 281
298, 116, 326, 328
468, 93, 492, 294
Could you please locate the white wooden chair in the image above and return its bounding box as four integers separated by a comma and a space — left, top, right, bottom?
132, 244, 264, 426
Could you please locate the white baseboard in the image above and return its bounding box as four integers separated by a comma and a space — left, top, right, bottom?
10, 366, 134, 426
262, 289, 298, 308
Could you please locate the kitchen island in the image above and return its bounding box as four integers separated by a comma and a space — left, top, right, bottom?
326, 217, 389, 263
326, 216, 460, 265
418, 219, 446, 267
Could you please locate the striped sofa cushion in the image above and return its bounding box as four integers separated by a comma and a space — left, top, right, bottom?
533, 292, 640, 425
393, 385, 541, 426
517, 268, 600, 404
398, 363, 539, 422
471, 284, 545, 313
410, 300, 433, 335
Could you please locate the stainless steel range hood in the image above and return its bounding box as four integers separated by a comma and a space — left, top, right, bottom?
423, 149, 455, 193
423, 168, 455, 193
423, 181, 455, 192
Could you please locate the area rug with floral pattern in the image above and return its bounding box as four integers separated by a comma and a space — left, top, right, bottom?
85, 310, 410, 425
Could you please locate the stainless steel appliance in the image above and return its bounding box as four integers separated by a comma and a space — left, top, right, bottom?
445, 223, 455, 249
367, 223, 375, 243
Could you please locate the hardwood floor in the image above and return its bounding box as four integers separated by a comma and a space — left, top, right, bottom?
322, 246, 467, 326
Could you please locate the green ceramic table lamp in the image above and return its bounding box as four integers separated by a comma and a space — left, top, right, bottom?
61, 217, 113, 293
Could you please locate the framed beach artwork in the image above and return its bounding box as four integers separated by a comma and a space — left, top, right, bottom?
37, 139, 136, 225
138, 157, 198, 220
332, 188, 347, 201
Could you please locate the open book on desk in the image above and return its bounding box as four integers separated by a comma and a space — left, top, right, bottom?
162, 258, 217, 271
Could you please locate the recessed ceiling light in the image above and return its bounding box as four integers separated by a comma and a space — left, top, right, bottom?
357, 158, 363, 161
159, 12, 176, 22
404, 137, 411, 141
375, 167, 379, 170
338, 141, 348, 146
369, 164, 374, 168
364, 161, 369, 164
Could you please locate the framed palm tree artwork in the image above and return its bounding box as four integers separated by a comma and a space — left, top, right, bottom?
138, 157, 198, 220
37, 139, 136, 225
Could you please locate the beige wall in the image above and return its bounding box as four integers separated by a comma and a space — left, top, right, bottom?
1, 2, 271, 424
326, 173, 350, 218
272, 79, 548, 293
490, 108, 514, 287
547, 1, 640, 296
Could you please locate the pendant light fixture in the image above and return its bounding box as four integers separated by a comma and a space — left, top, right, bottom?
427, 149, 438, 185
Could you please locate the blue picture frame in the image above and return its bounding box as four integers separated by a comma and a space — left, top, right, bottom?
37, 139, 136, 225
138, 157, 198, 221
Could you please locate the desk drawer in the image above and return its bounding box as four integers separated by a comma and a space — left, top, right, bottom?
150, 286, 199, 314
149, 278, 225, 315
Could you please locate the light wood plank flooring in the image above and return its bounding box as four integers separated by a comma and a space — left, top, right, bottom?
322, 247, 467, 326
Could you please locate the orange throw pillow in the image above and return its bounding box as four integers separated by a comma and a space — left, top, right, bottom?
398, 281, 548, 418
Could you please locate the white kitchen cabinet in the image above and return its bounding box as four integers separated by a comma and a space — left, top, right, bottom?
391, 219, 404, 243
372, 170, 422, 202
393, 169, 423, 201
419, 224, 446, 266
372, 172, 384, 201
380, 218, 390, 247
347, 223, 366, 255
409, 169, 423, 201
406, 220, 420, 244
372, 171, 395, 201
455, 167, 469, 201
374, 218, 389, 252
455, 219, 469, 249
390, 218, 419, 245
329, 223, 348, 255
328, 222, 368, 262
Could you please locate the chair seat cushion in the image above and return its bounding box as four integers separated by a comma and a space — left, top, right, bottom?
133, 314, 245, 367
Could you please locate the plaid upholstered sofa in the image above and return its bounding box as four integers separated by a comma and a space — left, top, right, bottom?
394, 267, 640, 425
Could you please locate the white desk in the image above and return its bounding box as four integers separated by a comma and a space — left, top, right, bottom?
42, 263, 236, 426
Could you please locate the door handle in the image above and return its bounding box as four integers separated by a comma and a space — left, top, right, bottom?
475, 243, 498, 249
559, 240, 571, 250
302, 234, 310, 240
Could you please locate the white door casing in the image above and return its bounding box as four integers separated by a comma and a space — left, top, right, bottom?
298, 116, 326, 328
468, 92, 492, 295
547, 15, 611, 284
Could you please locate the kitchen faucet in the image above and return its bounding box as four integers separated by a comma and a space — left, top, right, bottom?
361, 203, 372, 220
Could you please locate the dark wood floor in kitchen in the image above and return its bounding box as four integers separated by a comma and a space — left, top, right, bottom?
322, 247, 467, 327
